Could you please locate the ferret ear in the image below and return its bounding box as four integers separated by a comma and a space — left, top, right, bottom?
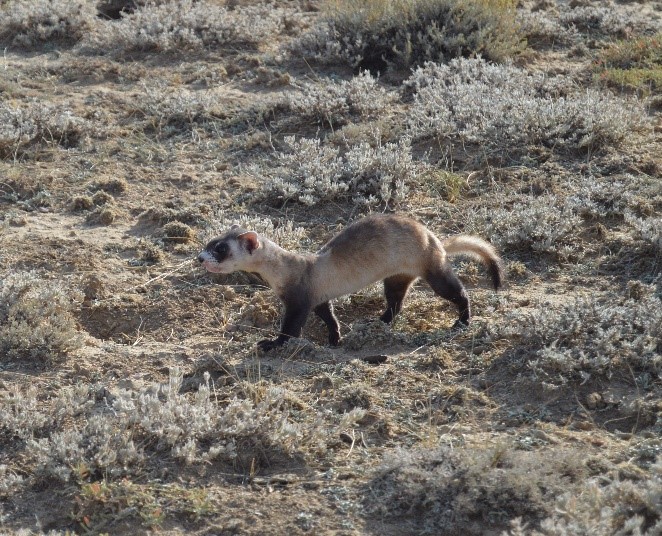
230, 224, 240, 230
237, 231, 259, 254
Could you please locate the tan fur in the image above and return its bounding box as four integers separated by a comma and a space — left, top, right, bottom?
201, 215, 502, 305
442, 235, 499, 264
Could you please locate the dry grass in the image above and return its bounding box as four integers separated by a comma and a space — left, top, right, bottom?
0, 0, 660, 534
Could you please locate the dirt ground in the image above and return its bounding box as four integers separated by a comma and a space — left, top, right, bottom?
0, 0, 660, 534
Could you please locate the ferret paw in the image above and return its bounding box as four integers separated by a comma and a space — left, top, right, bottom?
451, 319, 470, 331
257, 339, 280, 352
329, 331, 341, 346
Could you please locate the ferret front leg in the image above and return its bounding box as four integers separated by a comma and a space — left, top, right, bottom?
257, 300, 311, 352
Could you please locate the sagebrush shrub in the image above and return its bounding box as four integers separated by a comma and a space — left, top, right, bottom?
0, 271, 84, 361
0, 0, 96, 47
253, 136, 418, 207
516, 10, 576, 48
407, 58, 646, 155
566, 173, 659, 221
11, 369, 322, 481
287, 71, 396, 127
471, 194, 582, 259
365, 445, 586, 533
0, 385, 51, 440
491, 290, 661, 384
559, 6, 642, 38
625, 212, 662, 254
136, 82, 220, 135
517, 4, 658, 50
0, 464, 24, 494
0, 102, 89, 159
82, 0, 286, 53
507, 457, 662, 535
295, 0, 524, 69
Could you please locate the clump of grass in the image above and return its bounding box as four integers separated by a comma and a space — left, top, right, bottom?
0, 271, 84, 362
342, 319, 409, 351
254, 136, 419, 208
92, 190, 113, 206
137, 241, 163, 265
92, 177, 129, 194
407, 58, 647, 157
72, 479, 217, 532
162, 221, 194, 243
288, 71, 397, 127
599, 68, 662, 96
297, 0, 524, 70
87, 206, 117, 226
595, 33, 662, 95
0, 0, 96, 48
71, 195, 94, 212
421, 170, 466, 203
139, 205, 207, 226
82, 0, 287, 54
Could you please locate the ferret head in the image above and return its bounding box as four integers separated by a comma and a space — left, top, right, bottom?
197, 225, 261, 274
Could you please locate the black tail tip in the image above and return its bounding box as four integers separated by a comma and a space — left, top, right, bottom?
490, 260, 505, 290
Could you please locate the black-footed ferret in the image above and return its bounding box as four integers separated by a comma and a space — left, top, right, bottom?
198, 214, 503, 351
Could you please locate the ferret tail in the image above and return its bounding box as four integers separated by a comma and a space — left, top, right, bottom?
442, 235, 504, 290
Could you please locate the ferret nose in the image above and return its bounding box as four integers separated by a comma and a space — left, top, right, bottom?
196, 254, 205, 263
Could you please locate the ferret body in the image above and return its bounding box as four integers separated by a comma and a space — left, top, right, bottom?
198, 214, 503, 351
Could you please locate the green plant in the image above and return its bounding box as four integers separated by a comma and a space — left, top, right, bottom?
595, 33, 662, 94
422, 170, 465, 203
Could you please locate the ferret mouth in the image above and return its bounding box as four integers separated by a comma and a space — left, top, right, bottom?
200, 260, 226, 274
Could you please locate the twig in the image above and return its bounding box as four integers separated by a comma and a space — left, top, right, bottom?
124, 259, 193, 292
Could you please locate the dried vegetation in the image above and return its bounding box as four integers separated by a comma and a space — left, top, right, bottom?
0, 0, 660, 534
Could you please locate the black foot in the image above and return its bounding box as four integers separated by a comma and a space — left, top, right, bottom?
379, 312, 393, 324
257, 338, 281, 352
329, 331, 341, 346
451, 319, 470, 331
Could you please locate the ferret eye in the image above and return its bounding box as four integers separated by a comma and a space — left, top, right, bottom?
215, 243, 229, 258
